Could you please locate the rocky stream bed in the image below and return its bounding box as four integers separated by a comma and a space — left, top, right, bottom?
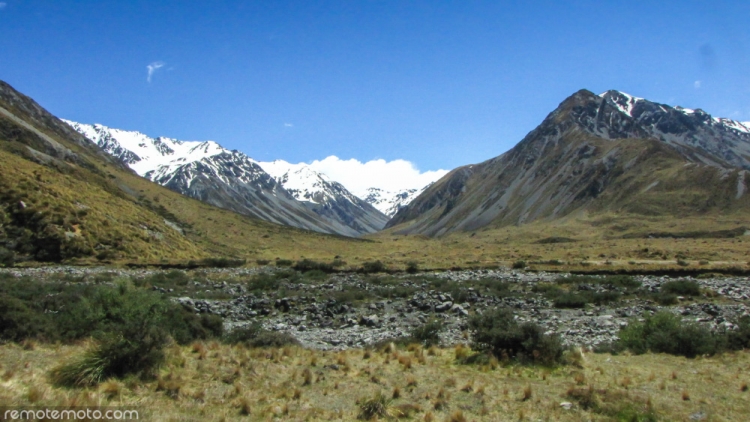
2, 266, 749, 350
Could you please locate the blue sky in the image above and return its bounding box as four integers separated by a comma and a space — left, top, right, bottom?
2, 0, 749, 173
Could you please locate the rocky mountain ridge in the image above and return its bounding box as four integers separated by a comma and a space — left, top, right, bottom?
388, 89, 750, 235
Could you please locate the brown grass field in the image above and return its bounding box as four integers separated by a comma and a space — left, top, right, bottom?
1, 341, 749, 421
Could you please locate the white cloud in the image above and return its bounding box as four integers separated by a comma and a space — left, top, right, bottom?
0, 3, 7, 10
146, 61, 165, 83
284, 123, 293, 127
694, 80, 701, 89
304, 156, 448, 198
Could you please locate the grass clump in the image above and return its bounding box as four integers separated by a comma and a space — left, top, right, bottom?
357, 392, 395, 420
468, 308, 564, 366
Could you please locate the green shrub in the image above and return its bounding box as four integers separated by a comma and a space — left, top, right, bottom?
468, 308, 564, 365
332, 287, 373, 303
0, 295, 53, 341
162, 308, 223, 345
405, 261, 419, 274
726, 316, 750, 351
189, 257, 246, 268
1, 278, 222, 346
301, 269, 329, 281
531, 283, 563, 296
360, 260, 386, 274
223, 323, 299, 348
661, 280, 701, 296
140, 270, 190, 287
255, 259, 271, 266
293, 259, 335, 273
558, 275, 640, 290
553, 293, 589, 309
512, 260, 526, 269
50, 287, 172, 386
617, 311, 718, 358
409, 320, 443, 347
275, 259, 293, 267
472, 278, 512, 298
246, 272, 295, 291
372, 285, 417, 299
0, 247, 14, 267
650, 292, 678, 305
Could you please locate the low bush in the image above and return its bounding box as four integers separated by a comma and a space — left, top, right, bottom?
360, 260, 387, 274
247, 271, 300, 291
0, 295, 53, 341
293, 259, 335, 273
553, 293, 590, 309
726, 316, 750, 350
409, 320, 443, 347
0, 246, 14, 267
617, 311, 718, 358
551, 291, 620, 309
512, 260, 526, 269
661, 280, 701, 296
1, 278, 223, 347
332, 287, 373, 303
405, 261, 419, 274
275, 259, 293, 267
558, 275, 640, 290
650, 292, 678, 305
223, 323, 300, 348
190, 257, 246, 268
140, 270, 190, 287
468, 308, 564, 365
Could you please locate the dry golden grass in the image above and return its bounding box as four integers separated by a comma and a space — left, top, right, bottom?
2, 342, 750, 421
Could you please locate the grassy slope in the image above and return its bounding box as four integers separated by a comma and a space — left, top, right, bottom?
1, 342, 748, 421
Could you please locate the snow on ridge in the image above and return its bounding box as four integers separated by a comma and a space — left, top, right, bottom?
597, 92, 750, 135
63, 120, 228, 176
258, 160, 336, 205
599, 90, 644, 116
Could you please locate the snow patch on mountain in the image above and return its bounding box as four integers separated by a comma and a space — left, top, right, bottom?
62, 120, 229, 177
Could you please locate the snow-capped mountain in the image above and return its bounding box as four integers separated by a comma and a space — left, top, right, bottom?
63, 121, 387, 237
258, 160, 388, 234
388, 89, 750, 236
363, 187, 430, 218
594, 90, 750, 169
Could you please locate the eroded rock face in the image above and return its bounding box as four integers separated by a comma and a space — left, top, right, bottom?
3, 266, 749, 351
